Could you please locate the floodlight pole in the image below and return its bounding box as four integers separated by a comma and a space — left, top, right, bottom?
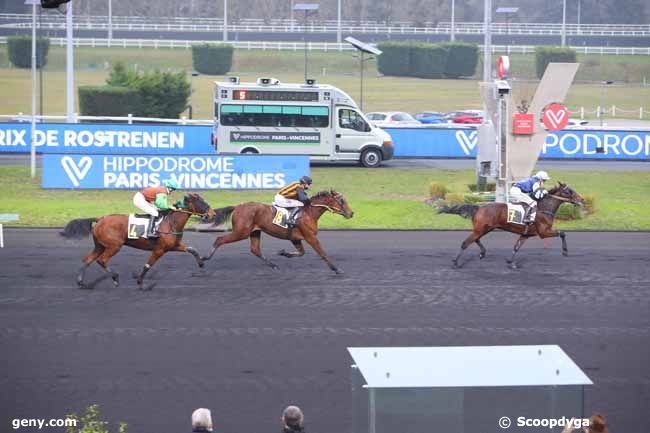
108, 0, 112, 41
304, 10, 308, 81
31, 1, 37, 178
290, 0, 294, 31
561, 0, 567, 46
223, 0, 228, 42
450, 0, 455, 41
66, 1, 74, 122
359, 51, 364, 111
482, 0, 492, 82
337, 0, 342, 43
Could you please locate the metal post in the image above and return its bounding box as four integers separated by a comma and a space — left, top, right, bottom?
561, 0, 567, 46
39, 5, 43, 116
337, 0, 342, 44
290, 0, 294, 32
577, 0, 581, 26
450, 0, 455, 41
108, 0, 113, 41
359, 51, 364, 111
304, 11, 308, 82
31, 1, 37, 178
482, 0, 492, 82
66, 1, 74, 122
223, 0, 228, 42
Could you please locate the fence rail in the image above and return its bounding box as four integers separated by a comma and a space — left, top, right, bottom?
2, 36, 650, 56
2, 13, 650, 36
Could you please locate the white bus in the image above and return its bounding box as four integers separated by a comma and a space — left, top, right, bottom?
212, 77, 394, 167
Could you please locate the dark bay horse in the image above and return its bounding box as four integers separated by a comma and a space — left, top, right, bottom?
202, 190, 354, 274
440, 183, 584, 269
60, 193, 213, 289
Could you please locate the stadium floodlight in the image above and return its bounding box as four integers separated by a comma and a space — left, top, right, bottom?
345, 37, 382, 111
293, 3, 319, 82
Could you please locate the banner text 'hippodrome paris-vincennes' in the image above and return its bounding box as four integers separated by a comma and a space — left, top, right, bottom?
42, 154, 310, 190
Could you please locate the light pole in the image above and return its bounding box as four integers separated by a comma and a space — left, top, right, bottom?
337, 0, 342, 44
599, 80, 613, 127
450, 0, 455, 41
223, 0, 228, 42
482, 0, 492, 82
188, 71, 199, 120
66, 0, 74, 122
28, 0, 38, 178
496, 7, 518, 55
561, 0, 567, 46
294, 3, 319, 82
345, 37, 381, 112
108, 0, 112, 42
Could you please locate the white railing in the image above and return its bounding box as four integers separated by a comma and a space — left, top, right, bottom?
0, 113, 213, 125
1, 36, 650, 55
2, 13, 650, 36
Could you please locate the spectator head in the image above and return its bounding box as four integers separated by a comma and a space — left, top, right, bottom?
586, 414, 608, 433
192, 408, 213, 432
282, 405, 304, 431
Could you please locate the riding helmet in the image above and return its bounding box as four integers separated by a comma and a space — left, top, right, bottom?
300, 176, 313, 185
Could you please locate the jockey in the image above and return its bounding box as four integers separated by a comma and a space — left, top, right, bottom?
273, 176, 312, 226
509, 170, 551, 223
133, 179, 180, 235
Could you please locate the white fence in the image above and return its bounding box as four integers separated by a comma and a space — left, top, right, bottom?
2, 13, 650, 36
1, 36, 650, 56
0, 113, 213, 125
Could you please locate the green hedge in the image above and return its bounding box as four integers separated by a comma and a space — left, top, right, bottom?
191, 43, 234, 75
377, 41, 478, 79
535, 46, 577, 78
7, 36, 50, 69
78, 62, 191, 118
440, 42, 479, 78
410, 44, 448, 78
78, 86, 142, 117
376, 41, 414, 76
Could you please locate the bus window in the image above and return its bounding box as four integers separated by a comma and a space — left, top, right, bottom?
339, 109, 369, 132
220, 104, 329, 128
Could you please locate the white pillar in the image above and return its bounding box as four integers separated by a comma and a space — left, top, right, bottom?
337, 0, 342, 44
482, 0, 492, 82
66, 1, 75, 122
450, 0, 455, 41
223, 0, 228, 42
31, 2, 37, 179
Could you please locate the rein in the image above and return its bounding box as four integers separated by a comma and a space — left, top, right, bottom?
549, 194, 573, 203
157, 208, 210, 236
311, 203, 343, 215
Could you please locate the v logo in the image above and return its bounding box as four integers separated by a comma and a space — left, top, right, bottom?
455, 130, 478, 155
61, 156, 92, 187
545, 109, 566, 129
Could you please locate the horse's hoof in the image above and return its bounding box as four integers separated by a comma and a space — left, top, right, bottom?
510, 263, 518, 270
198, 261, 205, 268
562, 251, 569, 257
452, 260, 460, 269
479, 253, 486, 260
112, 280, 119, 287
334, 269, 344, 275
270, 264, 280, 271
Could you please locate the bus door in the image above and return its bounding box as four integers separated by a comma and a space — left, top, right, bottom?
336, 108, 373, 153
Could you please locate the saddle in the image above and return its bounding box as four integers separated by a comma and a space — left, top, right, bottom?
128, 214, 165, 239
272, 206, 303, 229
506, 203, 527, 225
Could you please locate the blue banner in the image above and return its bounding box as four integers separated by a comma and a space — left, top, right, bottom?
0, 123, 214, 155
42, 154, 310, 189
385, 127, 650, 160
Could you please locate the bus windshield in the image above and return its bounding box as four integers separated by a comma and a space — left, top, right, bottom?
220, 104, 329, 128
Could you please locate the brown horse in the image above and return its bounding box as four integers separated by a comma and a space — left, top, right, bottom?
440, 182, 584, 269
202, 190, 354, 274
60, 193, 214, 290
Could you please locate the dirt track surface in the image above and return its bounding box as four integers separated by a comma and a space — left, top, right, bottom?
1, 229, 649, 433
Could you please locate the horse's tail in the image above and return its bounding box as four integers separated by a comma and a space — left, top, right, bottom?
60, 218, 98, 239
212, 206, 235, 226
438, 204, 480, 219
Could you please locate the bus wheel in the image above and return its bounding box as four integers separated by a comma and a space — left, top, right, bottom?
241, 148, 259, 154
360, 148, 382, 168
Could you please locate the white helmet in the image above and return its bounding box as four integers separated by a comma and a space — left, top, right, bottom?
535, 170, 550, 181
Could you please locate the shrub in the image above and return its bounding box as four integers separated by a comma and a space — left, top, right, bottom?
66, 404, 127, 433
376, 41, 415, 76
535, 46, 577, 78
134, 70, 191, 118
428, 181, 448, 200
555, 203, 582, 220
463, 194, 484, 204
467, 182, 496, 192
581, 194, 597, 215
410, 43, 448, 78
7, 36, 50, 69
440, 42, 479, 78
191, 43, 234, 75
78, 86, 142, 117
443, 192, 465, 207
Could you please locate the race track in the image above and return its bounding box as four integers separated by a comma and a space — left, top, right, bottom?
1, 229, 649, 433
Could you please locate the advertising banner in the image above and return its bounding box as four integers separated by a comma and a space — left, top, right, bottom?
42, 154, 310, 189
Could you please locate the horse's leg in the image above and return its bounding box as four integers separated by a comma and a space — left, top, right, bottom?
303, 233, 342, 274
171, 243, 204, 268
278, 240, 305, 258
506, 235, 529, 269
201, 230, 249, 261
453, 231, 482, 268
249, 231, 279, 270
96, 246, 122, 287
539, 227, 568, 256
77, 242, 104, 288
476, 239, 487, 259
136, 249, 164, 290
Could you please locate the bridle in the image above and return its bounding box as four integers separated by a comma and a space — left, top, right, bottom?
311, 194, 347, 216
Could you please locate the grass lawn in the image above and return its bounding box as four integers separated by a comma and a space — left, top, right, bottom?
2, 165, 648, 230
1, 47, 649, 119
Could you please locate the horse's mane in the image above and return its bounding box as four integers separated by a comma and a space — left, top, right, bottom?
312, 190, 336, 199
547, 185, 561, 195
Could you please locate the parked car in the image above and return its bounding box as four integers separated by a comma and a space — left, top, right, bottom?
366, 111, 422, 127
449, 110, 484, 124
414, 111, 447, 124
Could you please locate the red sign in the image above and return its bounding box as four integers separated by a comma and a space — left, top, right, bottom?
542, 103, 569, 131
497, 56, 510, 79
513, 113, 534, 135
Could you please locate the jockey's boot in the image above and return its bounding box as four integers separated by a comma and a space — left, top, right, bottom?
147, 215, 159, 238
286, 208, 300, 239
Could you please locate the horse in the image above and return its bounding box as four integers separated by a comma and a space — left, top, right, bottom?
439, 182, 584, 269
202, 190, 354, 274
60, 193, 214, 290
